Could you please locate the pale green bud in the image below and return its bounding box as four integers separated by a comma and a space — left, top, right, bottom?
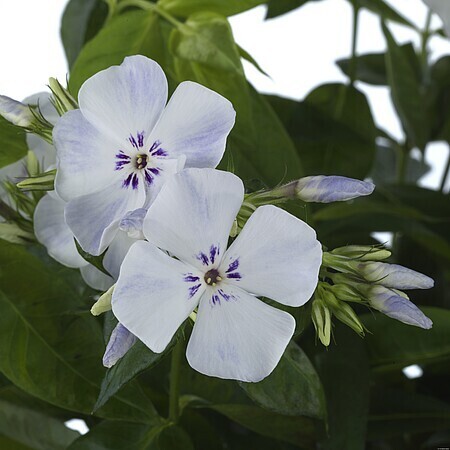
91, 284, 115, 316
0, 222, 34, 245
16, 169, 56, 192
48, 78, 78, 115
330, 283, 364, 303
331, 245, 391, 261
26, 151, 39, 177
0, 95, 34, 127
311, 297, 331, 346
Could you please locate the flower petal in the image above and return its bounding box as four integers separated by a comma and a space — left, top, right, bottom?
148, 81, 235, 168
103, 231, 136, 280
186, 285, 295, 382
78, 55, 167, 145
65, 181, 145, 255
103, 323, 138, 368
220, 205, 322, 307
143, 168, 244, 269
54, 109, 122, 201
80, 264, 114, 291
34, 194, 86, 268
112, 241, 204, 353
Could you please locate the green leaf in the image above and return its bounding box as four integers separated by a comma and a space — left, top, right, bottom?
69, 11, 171, 95
158, 0, 265, 18
237, 44, 270, 78
356, 0, 417, 29
0, 435, 35, 450
314, 324, 370, 449
361, 308, 450, 371
0, 389, 79, 450
382, 23, 429, 150
0, 116, 28, 168
239, 341, 326, 419
61, 0, 108, 68
266, 0, 322, 19
368, 388, 450, 438
68, 421, 193, 450
0, 241, 157, 422
268, 83, 377, 178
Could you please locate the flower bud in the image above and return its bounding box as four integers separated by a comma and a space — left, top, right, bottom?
48, 78, 78, 115
331, 245, 391, 261
103, 323, 138, 368
311, 297, 331, 346
91, 284, 115, 316
16, 169, 56, 192
0, 95, 34, 127
358, 262, 434, 290
277, 175, 375, 203
0, 222, 34, 245
331, 283, 364, 303
366, 285, 432, 329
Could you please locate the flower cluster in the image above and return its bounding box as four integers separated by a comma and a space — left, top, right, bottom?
0, 55, 434, 382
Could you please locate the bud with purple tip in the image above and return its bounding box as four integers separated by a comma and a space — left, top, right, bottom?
103, 323, 138, 368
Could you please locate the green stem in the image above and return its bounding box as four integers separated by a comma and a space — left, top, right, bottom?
439, 147, 450, 192
396, 142, 409, 185
420, 10, 433, 77
168, 338, 184, 423
349, 1, 360, 87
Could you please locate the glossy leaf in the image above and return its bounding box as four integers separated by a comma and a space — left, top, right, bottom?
239, 341, 326, 419
268, 83, 376, 178
61, 0, 107, 68
0, 241, 157, 422
159, 0, 265, 18
0, 116, 28, 168
361, 308, 450, 371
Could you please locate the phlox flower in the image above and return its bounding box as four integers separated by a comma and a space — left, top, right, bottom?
112, 168, 322, 382
54, 55, 235, 256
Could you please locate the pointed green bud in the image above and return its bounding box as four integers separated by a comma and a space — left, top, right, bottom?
48, 78, 78, 115
17, 169, 56, 192
26, 151, 39, 177
322, 252, 361, 276
0, 222, 34, 245
91, 284, 115, 316
311, 297, 331, 346
330, 283, 364, 303
331, 245, 391, 261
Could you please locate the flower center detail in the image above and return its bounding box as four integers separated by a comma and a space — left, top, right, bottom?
204, 269, 222, 286
135, 153, 148, 170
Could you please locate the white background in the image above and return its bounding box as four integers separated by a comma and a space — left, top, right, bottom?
0, 0, 449, 190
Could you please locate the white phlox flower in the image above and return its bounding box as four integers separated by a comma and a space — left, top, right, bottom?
112, 168, 322, 382
54, 55, 236, 256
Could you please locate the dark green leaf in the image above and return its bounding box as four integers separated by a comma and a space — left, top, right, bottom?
361, 308, 450, 371
158, 0, 265, 18
68, 420, 193, 450
314, 324, 370, 449
0, 116, 28, 168
239, 341, 326, 419
0, 241, 157, 422
61, 0, 108, 68
356, 0, 417, 29
237, 44, 270, 77
0, 435, 35, 450
382, 23, 429, 150
266, 0, 321, 19
268, 83, 377, 178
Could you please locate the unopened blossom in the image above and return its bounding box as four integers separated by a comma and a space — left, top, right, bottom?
54, 55, 236, 256
276, 175, 375, 203
112, 168, 322, 382
367, 285, 432, 329
0, 95, 35, 127
103, 323, 138, 368
358, 261, 434, 290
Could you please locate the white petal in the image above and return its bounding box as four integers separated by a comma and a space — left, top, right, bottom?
103, 231, 136, 280
221, 205, 322, 307
186, 285, 295, 382
80, 264, 114, 291
34, 195, 86, 268
78, 55, 167, 145
149, 81, 235, 168
112, 241, 204, 353
65, 182, 145, 255
54, 109, 122, 201
143, 168, 244, 269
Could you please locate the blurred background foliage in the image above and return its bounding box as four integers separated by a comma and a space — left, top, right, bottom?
0, 0, 449, 448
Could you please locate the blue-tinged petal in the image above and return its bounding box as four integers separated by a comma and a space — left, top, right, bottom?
112, 241, 204, 353
148, 81, 235, 169
80, 264, 114, 291
221, 205, 322, 307
103, 231, 136, 280
78, 55, 167, 145
65, 181, 145, 256
293, 175, 374, 203
34, 194, 86, 268
103, 323, 138, 368
54, 109, 122, 201
186, 285, 295, 382
143, 168, 244, 270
